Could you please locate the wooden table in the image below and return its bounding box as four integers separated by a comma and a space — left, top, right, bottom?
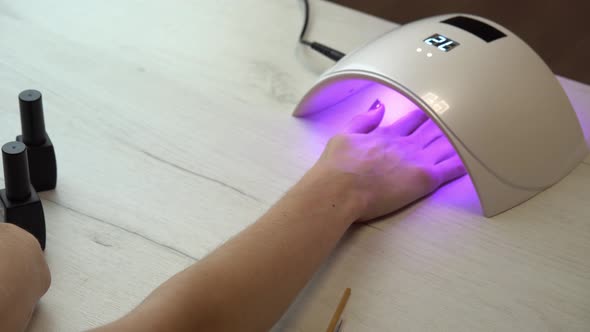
1, 1, 589, 331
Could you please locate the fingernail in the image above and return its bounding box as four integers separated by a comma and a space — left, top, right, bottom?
368, 99, 383, 112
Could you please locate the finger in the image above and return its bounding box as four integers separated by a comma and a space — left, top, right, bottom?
385, 109, 428, 136
345, 99, 385, 134
433, 155, 467, 185
410, 119, 444, 148
423, 135, 456, 164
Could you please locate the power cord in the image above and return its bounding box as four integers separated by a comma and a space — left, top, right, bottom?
299, 0, 346, 61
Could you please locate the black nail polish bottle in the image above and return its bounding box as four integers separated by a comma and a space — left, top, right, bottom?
16, 90, 57, 192
0, 142, 46, 250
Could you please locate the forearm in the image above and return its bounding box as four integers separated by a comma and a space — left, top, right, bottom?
96, 166, 363, 332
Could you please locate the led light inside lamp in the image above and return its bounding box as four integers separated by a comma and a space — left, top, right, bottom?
293, 14, 588, 217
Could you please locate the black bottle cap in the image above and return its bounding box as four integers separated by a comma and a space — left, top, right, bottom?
2, 142, 32, 202
19, 90, 47, 146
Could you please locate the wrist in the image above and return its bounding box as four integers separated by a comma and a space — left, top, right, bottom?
295, 164, 367, 224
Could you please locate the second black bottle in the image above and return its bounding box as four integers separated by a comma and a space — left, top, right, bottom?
16, 90, 57, 192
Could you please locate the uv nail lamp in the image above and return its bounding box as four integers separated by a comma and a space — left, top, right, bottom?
293, 14, 588, 217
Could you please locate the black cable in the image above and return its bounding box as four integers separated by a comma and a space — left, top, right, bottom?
298, 0, 345, 61
299, 0, 312, 45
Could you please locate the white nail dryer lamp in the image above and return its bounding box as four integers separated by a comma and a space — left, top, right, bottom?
293, 14, 588, 217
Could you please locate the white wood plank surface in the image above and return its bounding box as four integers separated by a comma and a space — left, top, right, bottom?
0, 1, 588, 331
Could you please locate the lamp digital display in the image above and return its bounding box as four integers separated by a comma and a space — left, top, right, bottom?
423, 34, 459, 52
